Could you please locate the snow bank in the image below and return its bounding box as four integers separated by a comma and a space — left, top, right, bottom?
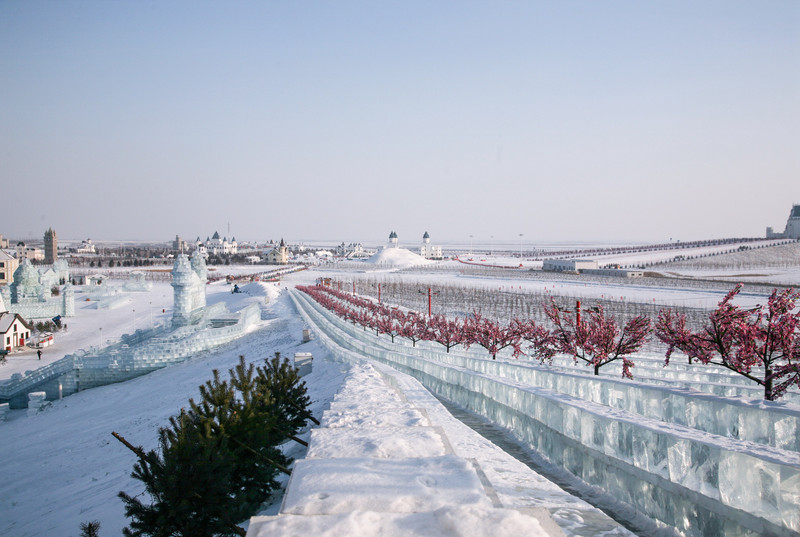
364, 248, 434, 269
248, 506, 554, 537
249, 361, 569, 537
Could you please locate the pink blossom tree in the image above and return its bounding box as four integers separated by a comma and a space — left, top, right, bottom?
464, 313, 521, 360
514, 318, 557, 362
398, 313, 431, 347
544, 299, 651, 378
656, 284, 800, 401
376, 313, 402, 342
429, 314, 466, 353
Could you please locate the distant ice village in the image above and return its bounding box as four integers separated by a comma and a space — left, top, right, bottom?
1, 204, 800, 537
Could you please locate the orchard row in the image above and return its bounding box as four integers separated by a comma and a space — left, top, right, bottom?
297, 284, 800, 401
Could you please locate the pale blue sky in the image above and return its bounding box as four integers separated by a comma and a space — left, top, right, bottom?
1, 1, 798, 245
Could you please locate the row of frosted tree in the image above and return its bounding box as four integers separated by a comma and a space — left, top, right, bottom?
297, 283, 800, 401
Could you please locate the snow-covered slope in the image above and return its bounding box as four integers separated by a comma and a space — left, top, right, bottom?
0, 289, 344, 537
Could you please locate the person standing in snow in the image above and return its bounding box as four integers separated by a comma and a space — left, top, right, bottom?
37, 349, 42, 360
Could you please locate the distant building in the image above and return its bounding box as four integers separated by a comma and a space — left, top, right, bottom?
172, 235, 188, 252
582, 268, 644, 278
767, 204, 800, 240
542, 259, 598, 273
0, 250, 18, 287
44, 228, 57, 264
15, 242, 44, 262
0, 234, 9, 248
335, 242, 367, 258
265, 238, 289, 265
388, 231, 399, 248
76, 239, 96, 254
201, 231, 238, 256
419, 231, 443, 260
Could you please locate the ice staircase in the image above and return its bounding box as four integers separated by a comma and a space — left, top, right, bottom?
247, 361, 629, 537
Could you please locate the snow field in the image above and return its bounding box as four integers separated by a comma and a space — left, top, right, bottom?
292, 288, 800, 537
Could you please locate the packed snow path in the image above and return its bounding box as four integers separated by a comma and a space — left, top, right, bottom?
248, 361, 630, 537
290, 288, 800, 537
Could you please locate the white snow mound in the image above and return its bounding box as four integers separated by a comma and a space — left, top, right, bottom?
365, 248, 434, 268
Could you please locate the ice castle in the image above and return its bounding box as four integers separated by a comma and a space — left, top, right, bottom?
0, 259, 74, 319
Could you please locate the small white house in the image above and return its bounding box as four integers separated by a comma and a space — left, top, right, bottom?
0, 311, 32, 351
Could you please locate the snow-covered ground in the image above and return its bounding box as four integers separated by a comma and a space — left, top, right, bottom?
0, 279, 336, 537
320, 252, 789, 312
1, 243, 798, 536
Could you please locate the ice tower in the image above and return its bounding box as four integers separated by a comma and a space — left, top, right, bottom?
171, 251, 207, 327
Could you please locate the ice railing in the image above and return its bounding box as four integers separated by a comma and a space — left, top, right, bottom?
291, 290, 800, 536
293, 290, 800, 452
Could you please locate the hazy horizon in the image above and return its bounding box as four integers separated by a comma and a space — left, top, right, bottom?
2, 2, 798, 244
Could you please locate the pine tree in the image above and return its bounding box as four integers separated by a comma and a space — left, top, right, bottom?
119, 410, 241, 537
79, 520, 101, 537
118, 354, 312, 537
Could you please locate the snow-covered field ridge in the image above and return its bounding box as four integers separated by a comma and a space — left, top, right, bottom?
291, 288, 800, 537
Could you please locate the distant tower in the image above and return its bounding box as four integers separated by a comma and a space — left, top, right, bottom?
44, 228, 57, 264
389, 231, 398, 248
767, 204, 800, 239
785, 205, 800, 239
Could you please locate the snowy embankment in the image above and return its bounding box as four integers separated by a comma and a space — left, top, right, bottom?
291, 288, 800, 537
249, 362, 578, 537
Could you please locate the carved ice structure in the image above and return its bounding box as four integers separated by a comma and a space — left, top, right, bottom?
171, 251, 207, 327
0, 252, 260, 409
0, 258, 75, 319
